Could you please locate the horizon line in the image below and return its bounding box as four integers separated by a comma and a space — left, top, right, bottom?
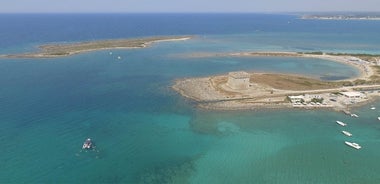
0, 11, 379, 14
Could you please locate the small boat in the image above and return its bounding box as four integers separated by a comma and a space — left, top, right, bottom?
336, 120, 347, 126
342, 130, 352, 137
345, 141, 361, 149
371, 107, 376, 110
82, 138, 93, 149
350, 114, 359, 118
378, 117, 380, 121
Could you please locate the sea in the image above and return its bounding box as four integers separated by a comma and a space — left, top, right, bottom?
1, 13, 380, 183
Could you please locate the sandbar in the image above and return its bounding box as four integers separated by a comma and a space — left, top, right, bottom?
1, 36, 191, 58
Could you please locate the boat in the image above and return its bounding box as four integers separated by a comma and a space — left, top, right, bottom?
378, 117, 380, 121
342, 130, 352, 137
336, 120, 347, 126
350, 114, 359, 118
371, 107, 376, 110
82, 138, 93, 149
345, 141, 361, 149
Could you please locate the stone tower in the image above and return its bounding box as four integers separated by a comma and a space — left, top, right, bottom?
226, 71, 250, 90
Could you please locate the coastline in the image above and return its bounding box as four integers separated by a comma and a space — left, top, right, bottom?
173, 51, 380, 111
301, 17, 380, 21
1, 36, 191, 59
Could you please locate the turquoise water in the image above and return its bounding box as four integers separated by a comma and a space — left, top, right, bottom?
1, 14, 380, 183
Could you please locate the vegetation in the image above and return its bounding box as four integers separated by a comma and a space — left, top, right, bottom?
369, 75, 380, 84
328, 53, 380, 57
297, 51, 380, 57
353, 79, 367, 85
49, 52, 70, 56
298, 51, 324, 55
311, 98, 324, 103
299, 51, 380, 58
250, 73, 341, 91
339, 81, 354, 86
372, 66, 380, 74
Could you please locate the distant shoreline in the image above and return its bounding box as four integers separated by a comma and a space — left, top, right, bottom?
0, 36, 191, 59
301, 15, 380, 21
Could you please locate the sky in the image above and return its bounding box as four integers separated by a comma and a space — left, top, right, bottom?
1, 0, 380, 13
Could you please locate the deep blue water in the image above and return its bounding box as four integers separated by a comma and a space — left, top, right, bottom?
1, 14, 380, 183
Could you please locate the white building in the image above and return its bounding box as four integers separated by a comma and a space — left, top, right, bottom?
305, 94, 322, 99
226, 71, 251, 90
288, 95, 305, 103
340, 92, 363, 99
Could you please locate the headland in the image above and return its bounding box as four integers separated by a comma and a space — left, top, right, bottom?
173, 51, 380, 111
1, 36, 191, 58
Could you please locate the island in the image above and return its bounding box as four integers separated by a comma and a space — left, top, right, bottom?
173, 51, 380, 111
1, 36, 191, 58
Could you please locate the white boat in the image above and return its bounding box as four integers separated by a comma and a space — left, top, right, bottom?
378, 117, 380, 121
336, 120, 347, 126
342, 130, 352, 137
345, 141, 361, 149
82, 138, 93, 149
350, 114, 359, 118
371, 107, 376, 110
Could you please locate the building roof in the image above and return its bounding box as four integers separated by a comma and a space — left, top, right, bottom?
288, 95, 304, 99
228, 71, 250, 79
340, 91, 362, 97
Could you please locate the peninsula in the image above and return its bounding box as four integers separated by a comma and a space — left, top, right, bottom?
1, 36, 191, 58
173, 51, 380, 111
301, 14, 380, 20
